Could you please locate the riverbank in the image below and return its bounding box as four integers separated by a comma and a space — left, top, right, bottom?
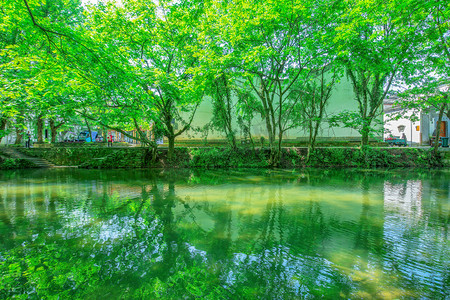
0, 157, 36, 169
0, 148, 37, 169
3, 146, 446, 169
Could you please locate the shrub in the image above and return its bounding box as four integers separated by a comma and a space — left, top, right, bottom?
190, 148, 269, 168
0, 158, 36, 169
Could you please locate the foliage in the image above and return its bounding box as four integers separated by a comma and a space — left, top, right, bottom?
0, 156, 36, 169
333, 0, 422, 146
393, 0, 450, 154
294, 67, 339, 160
0, 0, 85, 144
190, 148, 269, 168
72, 0, 207, 159
396, 0, 449, 114
199, 0, 340, 166
14, 145, 445, 169
2, 0, 450, 161
206, 72, 238, 150
79, 149, 144, 169
305, 147, 442, 168
329, 110, 384, 139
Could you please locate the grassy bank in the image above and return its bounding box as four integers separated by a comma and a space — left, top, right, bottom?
0, 150, 37, 170
17, 146, 444, 169
20, 147, 146, 167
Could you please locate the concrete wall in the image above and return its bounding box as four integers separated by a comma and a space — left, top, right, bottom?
178, 76, 381, 141
384, 110, 421, 145
420, 110, 449, 145
384, 109, 449, 145
1, 77, 385, 145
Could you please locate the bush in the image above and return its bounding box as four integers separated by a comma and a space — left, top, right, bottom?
304, 147, 441, 168
0, 158, 36, 169
14, 146, 444, 169
20, 147, 119, 166
190, 148, 269, 168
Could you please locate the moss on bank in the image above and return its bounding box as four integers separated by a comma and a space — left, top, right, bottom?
17, 146, 444, 169
0, 151, 37, 169
20, 147, 144, 167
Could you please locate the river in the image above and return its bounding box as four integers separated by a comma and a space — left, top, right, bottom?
0, 168, 449, 299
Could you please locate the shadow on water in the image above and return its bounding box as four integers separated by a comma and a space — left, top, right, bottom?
0, 168, 448, 298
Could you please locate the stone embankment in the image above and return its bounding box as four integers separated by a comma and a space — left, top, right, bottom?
11, 146, 447, 169
442, 149, 450, 167
1, 147, 54, 168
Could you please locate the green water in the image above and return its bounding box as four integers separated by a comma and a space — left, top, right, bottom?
0, 168, 449, 299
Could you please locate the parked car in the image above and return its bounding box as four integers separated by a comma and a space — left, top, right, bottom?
72, 131, 103, 142
63, 131, 77, 142
385, 136, 407, 147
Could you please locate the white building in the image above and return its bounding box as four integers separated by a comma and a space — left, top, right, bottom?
384, 96, 449, 146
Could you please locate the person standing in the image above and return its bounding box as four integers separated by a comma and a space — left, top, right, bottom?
107, 133, 113, 147
25, 131, 31, 148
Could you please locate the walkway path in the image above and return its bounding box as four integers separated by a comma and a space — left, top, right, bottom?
0, 147, 55, 168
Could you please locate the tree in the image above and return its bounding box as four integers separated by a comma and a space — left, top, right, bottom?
202, 0, 338, 165
17, 0, 154, 149
396, 83, 449, 153
334, 0, 419, 146
59, 0, 207, 159
396, 0, 450, 154
207, 72, 238, 150
0, 0, 34, 143
294, 66, 339, 161
1, 0, 85, 144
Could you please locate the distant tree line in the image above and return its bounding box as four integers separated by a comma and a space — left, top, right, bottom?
1, 0, 448, 164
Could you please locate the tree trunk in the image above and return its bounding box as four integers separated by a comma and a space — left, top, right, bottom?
433, 103, 446, 155
265, 114, 277, 166
221, 73, 237, 151
144, 147, 158, 166
306, 121, 317, 163
37, 115, 44, 143
360, 120, 371, 147
247, 119, 255, 152
225, 116, 237, 150
164, 114, 176, 160
0, 117, 7, 144
262, 104, 275, 159
50, 119, 57, 143
84, 117, 92, 142
445, 95, 450, 120
273, 131, 282, 167
228, 132, 237, 151
15, 127, 23, 145
361, 132, 369, 147
168, 135, 175, 160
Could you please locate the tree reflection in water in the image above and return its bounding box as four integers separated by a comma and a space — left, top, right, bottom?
0, 168, 448, 298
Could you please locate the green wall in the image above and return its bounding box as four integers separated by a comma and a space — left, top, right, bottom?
178, 76, 383, 141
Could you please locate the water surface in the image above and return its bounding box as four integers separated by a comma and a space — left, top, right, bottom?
0, 168, 449, 299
